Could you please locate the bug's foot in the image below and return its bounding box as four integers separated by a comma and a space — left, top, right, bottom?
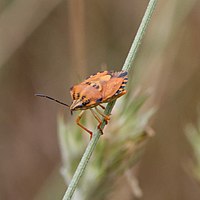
104, 115, 110, 125
99, 129, 103, 135
89, 132, 93, 140
97, 123, 104, 135
105, 115, 110, 121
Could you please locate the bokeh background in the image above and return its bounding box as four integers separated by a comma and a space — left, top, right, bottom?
1, 0, 200, 199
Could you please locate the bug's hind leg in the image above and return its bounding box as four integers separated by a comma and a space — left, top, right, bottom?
90, 109, 104, 135
95, 106, 110, 125
76, 110, 93, 139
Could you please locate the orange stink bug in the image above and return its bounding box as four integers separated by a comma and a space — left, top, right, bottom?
36, 70, 128, 139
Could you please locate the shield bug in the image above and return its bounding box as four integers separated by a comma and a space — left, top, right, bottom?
36, 70, 128, 139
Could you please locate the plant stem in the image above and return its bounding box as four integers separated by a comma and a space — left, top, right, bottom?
123, 0, 158, 71
62, 0, 158, 199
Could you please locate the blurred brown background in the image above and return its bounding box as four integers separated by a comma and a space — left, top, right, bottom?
0, 0, 200, 199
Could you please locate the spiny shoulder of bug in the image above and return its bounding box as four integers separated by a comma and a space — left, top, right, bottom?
69, 70, 128, 111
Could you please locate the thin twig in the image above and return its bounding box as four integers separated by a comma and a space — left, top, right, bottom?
62, 0, 158, 199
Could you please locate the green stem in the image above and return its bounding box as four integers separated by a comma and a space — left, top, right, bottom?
123, 0, 157, 71
62, 0, 157, 199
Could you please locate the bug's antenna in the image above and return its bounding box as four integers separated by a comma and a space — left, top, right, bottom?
35, 94, 70, 108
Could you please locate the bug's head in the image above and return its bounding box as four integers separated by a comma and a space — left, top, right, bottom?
70, 97, 90, 111
70, 85, 92, 111
70, 99, 82, 111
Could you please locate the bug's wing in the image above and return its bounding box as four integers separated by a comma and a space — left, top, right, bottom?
101, 71, 128, 101
101, 78, 124, 99
83, 71, 109, 83
82, 71, 111, 93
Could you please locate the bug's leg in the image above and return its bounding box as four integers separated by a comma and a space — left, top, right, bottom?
90, 109, 104, 135
76, 110, 93, 139
95, 106, 110, 124
99, 104, 106, 110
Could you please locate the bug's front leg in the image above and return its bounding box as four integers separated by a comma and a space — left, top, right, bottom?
76, 110, 93, 139
90, 109, 104, 135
